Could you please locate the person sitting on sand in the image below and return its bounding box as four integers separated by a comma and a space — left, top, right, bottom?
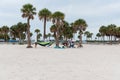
62, 42, 68, 48
69, 41, 75, 48
77, 43, 83, 48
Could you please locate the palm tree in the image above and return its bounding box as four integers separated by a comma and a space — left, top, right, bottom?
96, 33, 101, 41
50, 24, 57, 40
21, 3, 36, 48
84, 31, 90, 41
107, 24, 116, 43
37, 33, 42, 41
62, 21, 73, 40
115, 27, 120, 42
1, 26, 9, 41
38, 8, 52, 41
74, 19, 88, 47
22, 23, 28, 35
0, 28, 2, 34
47, 33, 52, 41
70, 23, 76, 40
99, 25, 107, 42
10, 24, 18, 40
10, 23, 27, 43
30, 32, 33, 37
87, 33, 93, 40
17, 22, 27, 43
21, 33, 26, 41
52, 11, 65, 47
34, 29, 40, 42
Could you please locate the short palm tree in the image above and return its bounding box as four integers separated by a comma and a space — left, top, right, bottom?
30, 32, 33, 38
115, 27, 120, 42
74, 19, 88, 47
47, 33, 52, 41
50, 24, 57, 40
17, 22, 27, 43
84, 31, 90, 41
38, 8, 52, 41
10, 24, 18, 39
87, 33, 93, 40
37, 33, 42, 41
96, 33, 101, 40
99, 26, 107, 41
107, 24, 116, 42
21, 3, 36, 48
52, 11, 65, 47
62, 21, 73, 40
1, 26, 9, 41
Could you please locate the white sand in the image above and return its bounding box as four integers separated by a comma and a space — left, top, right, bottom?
0, 44, 120, 80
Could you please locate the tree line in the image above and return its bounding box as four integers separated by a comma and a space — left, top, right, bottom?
84, 24, 120, 44
1, 3, 120, 47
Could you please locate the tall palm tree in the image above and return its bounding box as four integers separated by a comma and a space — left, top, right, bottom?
34, 29, 40, 42
38, 8, 52, 41
52, 11, 65, 47
74, 19, 88, 47
21, 3, 36, 48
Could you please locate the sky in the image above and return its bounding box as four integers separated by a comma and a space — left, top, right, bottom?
1, 0, 120, 40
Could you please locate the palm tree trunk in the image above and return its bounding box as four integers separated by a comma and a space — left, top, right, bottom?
114, 36, 116, 42
55, 20, 60, 47
73, 33, 75, 40
26, 18, 32, 48
78, 33, 83, 47
110, 35, 112, 44
56, 35, 59, 47
36, 33, 38, 42
109, 36, 110, 42
56, 27, 60, 47
19, 33, 22, 44
43, 17, 46, 41
49, 36, 50, 41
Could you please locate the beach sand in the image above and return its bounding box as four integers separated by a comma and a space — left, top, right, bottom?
0, 44, 120, 80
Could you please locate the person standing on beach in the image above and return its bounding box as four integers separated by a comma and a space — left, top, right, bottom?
34, 35, 37, 48
35, 42, 37, 48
